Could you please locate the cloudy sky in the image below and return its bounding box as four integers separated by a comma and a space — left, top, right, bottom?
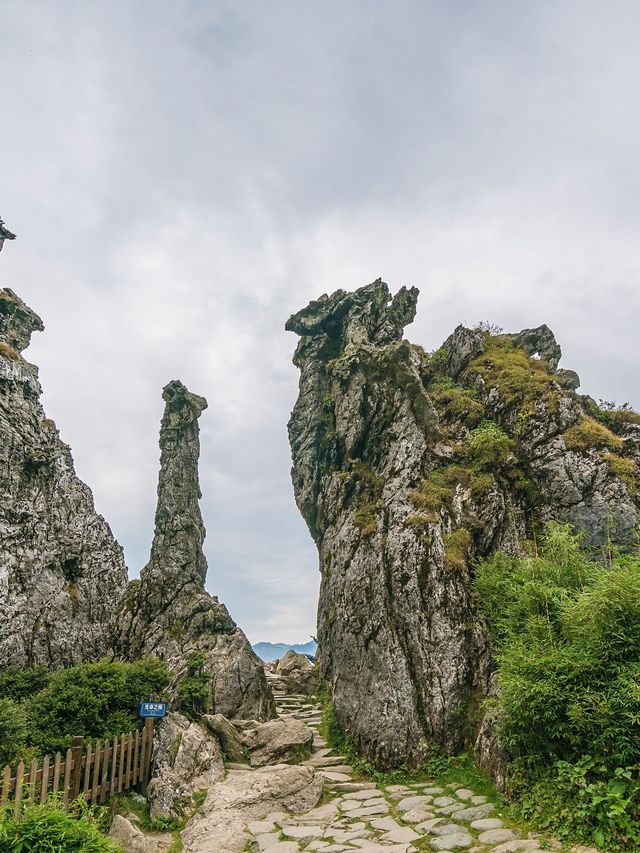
2, 1, 639, 643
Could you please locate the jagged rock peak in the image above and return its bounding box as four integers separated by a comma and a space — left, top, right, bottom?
117, 379, 275, 722
0, 288, 44, 353
0, 289, 128, 668
286, 278, 419, 349
287, 280, 638, 770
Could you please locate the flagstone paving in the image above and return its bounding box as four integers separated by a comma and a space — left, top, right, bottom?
245, 689, 554, 853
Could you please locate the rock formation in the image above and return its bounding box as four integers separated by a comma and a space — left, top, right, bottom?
275, 649, 319, 695
286, 279, 640, 769
118, 380, 275, 721
0, 288, 129, 667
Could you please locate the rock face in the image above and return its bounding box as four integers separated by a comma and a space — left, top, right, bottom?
286, 279, 640, 769
181, 764, 323, 853
275, 649, 319, 695
147, 711, 225, 820
118, 380, 275, 721
0, 288, 128, 668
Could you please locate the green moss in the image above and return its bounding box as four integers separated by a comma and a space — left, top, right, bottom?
354, 500, 381, 536
465, 420, 515, 469
409, 472, 452, 521
467, 337, 561, 420
429, 379, 485, 426
603, 453, 638, 494
563, 416, 623, 454
443, 528, 472, 570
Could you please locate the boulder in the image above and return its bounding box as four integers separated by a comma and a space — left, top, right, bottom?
108, 815, 172, 852
275, 650, 319, 695
201, 713, 246, 762
242, 718, 314, 767
181, 764, 323, 853
147, 712, 224, 821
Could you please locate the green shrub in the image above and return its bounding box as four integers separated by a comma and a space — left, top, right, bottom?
467, 338, 560, 416
23, 658, 168, 755
0, 698, 27, 767
603, 453, 638, 495
476, 522, 640, 849
0, 666, 52, 703
428, 379, 485, 426
465, 421, 515, 469
563, 416, 623, 454
0, 797, 120, 852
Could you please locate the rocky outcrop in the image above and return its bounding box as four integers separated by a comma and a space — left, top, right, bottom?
0, 288, 128, 668
242, 717, 314, 767
117, 380, 275, 721
181, 764, 323, 853
286, 279, 639, 769
147, 711, 225, 820
275, 650, 319, 695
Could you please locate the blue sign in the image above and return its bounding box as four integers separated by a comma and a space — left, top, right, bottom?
139, 701, 167, 718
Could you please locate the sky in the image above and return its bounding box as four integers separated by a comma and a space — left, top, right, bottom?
1, 1, 639, 644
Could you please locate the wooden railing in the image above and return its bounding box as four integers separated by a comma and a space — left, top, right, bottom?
0, 724, 154, 816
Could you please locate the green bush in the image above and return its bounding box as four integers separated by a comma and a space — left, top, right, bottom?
0, 797, 121, 852
476, 522, 640, 849
465, 420, 515, 469
23, 658, 168, 756
0, 699, 27, 767
0, 666, 52, 703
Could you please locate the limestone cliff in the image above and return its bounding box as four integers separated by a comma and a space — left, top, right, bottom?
0, 288, 128, 667
287, 280, 639, 769
117, 380, 275, 721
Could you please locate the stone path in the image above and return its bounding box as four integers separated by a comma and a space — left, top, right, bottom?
244, 690, 547, 853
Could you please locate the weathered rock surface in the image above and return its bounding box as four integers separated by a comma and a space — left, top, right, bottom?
242, 717, 314, 767
202, 713, 246, 762
147, 712, 225, 820
108, 815, 172, 852
286, 279, 640, 769
117, 380, 275, 721
181, 764, 323, 853
0, 288, 128, 668
275, 650, 319, 695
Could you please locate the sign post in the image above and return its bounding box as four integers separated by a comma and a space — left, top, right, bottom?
138, 697, 167, 796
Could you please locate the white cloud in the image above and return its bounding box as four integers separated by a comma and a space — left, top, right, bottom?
1, 1, 639, 643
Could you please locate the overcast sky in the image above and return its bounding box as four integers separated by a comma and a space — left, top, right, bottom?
2, 1, 639, 643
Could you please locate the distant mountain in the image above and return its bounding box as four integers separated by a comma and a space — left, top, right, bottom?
252, 641, 317, 662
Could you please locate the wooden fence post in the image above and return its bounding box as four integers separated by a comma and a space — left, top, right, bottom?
70, 736, 85, 800
139, 717, 154, 796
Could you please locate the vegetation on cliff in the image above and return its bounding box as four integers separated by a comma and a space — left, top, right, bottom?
476, 522, 640, 850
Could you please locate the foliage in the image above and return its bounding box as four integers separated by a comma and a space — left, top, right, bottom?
476, 522, 640, 849
0, 699, 27, 767
467, 337, 561, 418
465, 420, 515, 469
19, 658, 168, 756
603, 453, 638, 495
563, 416, 623, 454
0, 666, 52, 704
443, 528, 472, 570
592, 401, 640, 430
410, 472, 452, 521
0, 796, 120, 852
428, 379, 485, 426
178, 653, 208, 718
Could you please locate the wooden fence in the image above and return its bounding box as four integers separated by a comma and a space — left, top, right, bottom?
0, 720, 154, 817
